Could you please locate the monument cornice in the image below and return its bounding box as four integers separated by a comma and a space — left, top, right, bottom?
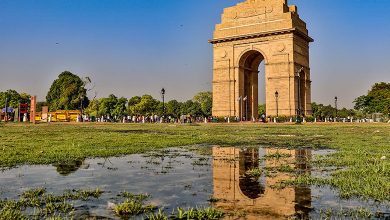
209, 28, 314, 44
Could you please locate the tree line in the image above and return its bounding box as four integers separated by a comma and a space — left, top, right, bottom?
83, 92, 212, 119
1, 71, 389, 119
45, 71, 212, 118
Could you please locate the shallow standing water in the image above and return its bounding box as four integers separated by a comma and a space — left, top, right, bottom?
0, 146, 389, 219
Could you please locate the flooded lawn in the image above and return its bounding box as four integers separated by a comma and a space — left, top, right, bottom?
0, 146, 389, 219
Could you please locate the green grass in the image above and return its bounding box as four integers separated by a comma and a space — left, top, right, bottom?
113, 199, 156, 217
0, 187, 103, 219
0, 123, 389, 201
146, 207, 224, 220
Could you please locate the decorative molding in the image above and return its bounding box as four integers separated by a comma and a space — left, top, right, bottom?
212, 80, 236, 84
209, 28, 313, 44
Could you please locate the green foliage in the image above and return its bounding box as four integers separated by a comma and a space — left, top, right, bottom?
128, 96, 141, 106
0, 90, 31, 108
354, 82, 390, 114
36, 101, 48, 112
0, 208, 27, 220
166, 100, 182, 118
46, 71, 89, 111
180, 100, 202, 117
98, 94, 118, 117
113, 199, 156, 217
338, 108, 356, 119
318, 207, 374, 219
127, 96, 141, 115
311, 102, 336, 119
84, 99, 99, 117
85, 94, 128, 118
146, 209, 168, 220
0, 187, 102, 218
147, 207, 224, 220
1, 123, 389, 202
113, 97, 128, 117
264, 151, 292, 159
246, 168, 263, 177
276, 115, 289, 122
118, 192, 150, 201
258, 104, 266, 116
131, 95, 159, 116
193, 91, 212, 117
19, 93, 31, 105
170, 207, 224, 219
84, 91, 212, 118
312, 102, 356, 119
305, 115, 315, 122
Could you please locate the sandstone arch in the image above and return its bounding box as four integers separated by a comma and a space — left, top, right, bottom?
210, 0, 313, 119
212, 147, 312, 219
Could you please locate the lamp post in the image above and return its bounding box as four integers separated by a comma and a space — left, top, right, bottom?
243, 96, 248, 121
238, 96, 242, 122
4, 97, 8, 122
161, 88, 165, 122
18, 101, 21, 122
27, 97, 31, 123
334, 96, 338, 122
275, 91, 279, 118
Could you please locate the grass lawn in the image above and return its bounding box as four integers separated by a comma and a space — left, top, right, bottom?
0, 122, 389, 202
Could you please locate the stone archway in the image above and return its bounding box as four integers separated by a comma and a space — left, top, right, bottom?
212, 147, 312, 218
210, 0, 313, 119
238, 50, 265, 120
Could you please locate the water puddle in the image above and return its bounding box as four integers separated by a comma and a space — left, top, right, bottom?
0, 146, 388, 219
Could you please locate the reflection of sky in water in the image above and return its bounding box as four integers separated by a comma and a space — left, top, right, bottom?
0, 148, 212, 219
0, 147, 388, 219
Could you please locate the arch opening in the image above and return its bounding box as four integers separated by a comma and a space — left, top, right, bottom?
238, 50, 266, 121
239, 148, 265, 199
297, 70, 307, 116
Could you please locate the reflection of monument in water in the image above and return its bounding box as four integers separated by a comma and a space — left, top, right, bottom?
212, 147, 312, 219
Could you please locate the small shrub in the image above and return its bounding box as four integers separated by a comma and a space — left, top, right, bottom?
113, 199, 156, 217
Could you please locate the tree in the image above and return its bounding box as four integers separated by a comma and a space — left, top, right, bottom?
113, 97, 128, 117
354, 82, 390, 114
166, 100, 182, 118
131, 95, 158, 116
127, 96, 142, 115
338, 108, 355, 119
180, 100, 202, 117
19, 93, 31, 105
98, 94, 118, 117
353, 96, 369, 113
0, 90, 31, 109
128, 96, 141, 107
46, 71, 89, 111
193, 91, 212, 116
84, 99, 99, 117
36, 101, 48, 112
258, 104, 266, 116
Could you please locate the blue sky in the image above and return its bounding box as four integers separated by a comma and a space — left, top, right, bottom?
1, 0, 389, 108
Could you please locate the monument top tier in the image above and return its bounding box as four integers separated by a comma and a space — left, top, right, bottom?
211, 0, 313, 43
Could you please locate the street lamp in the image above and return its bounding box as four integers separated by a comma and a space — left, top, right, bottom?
275, 91, 279, 118
238, 96, 242, 122
334, 96, 338, 122
243, 96, 248, 121
161, 88, 165, 121
4, 97, 8, 122
80, 95, 84, 122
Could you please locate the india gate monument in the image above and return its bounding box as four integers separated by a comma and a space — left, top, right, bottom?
210, 0, 313, 119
